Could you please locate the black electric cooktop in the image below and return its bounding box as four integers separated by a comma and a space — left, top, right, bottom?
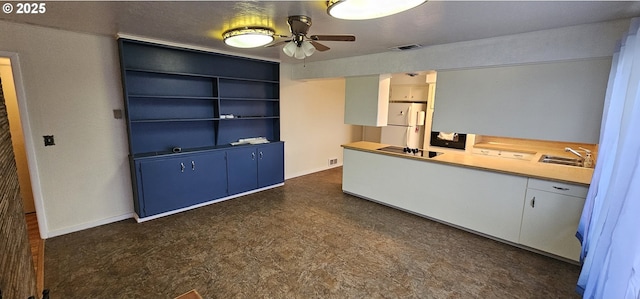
377, 146, 443, 158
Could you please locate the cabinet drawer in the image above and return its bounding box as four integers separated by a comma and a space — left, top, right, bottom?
527, 178, 588, 198
472, 148, 533, 160
472, 148, 500, 157
498, 150, 533, 161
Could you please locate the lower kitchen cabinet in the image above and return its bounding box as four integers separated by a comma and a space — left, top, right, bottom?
227, 142, 284, 195
343, 149, 527, 242
135, 151, 228, 217
343, 148, 590, 261
519, 179, 587, 261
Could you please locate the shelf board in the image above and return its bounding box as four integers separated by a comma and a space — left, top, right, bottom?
131, 118, 218, 123
218, 76, 279, 84
219, 97, 279, 102
131, 116, 280, 123
220, 116, 279, 120
132, 146, 222, 159
131, 142, 283, 159
125, 68, 278, 83
126, 68, 217, 79
127, 94, 218, 100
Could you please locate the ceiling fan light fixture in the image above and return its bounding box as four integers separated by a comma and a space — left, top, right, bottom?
327, 0, 427, 20
301, 41, 316, 56
294, 47, 306, 59
282, 40, 315, 59
282, 41, 298, 57
223, 27, 275, 48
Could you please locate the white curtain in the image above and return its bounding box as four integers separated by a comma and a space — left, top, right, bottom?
576, 18, 640, 298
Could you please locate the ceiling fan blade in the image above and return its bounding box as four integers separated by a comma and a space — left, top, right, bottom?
310, 41, 330, 52
265, 40, 291, 48
310, 35, 356, 42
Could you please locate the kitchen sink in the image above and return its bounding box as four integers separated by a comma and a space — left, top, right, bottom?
539, 154, 584, 167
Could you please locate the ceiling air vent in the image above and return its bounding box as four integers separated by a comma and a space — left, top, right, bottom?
389, 44, 423, 51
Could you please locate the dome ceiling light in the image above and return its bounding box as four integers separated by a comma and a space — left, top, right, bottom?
327, 0, 427, 20
222, 27, 275, 48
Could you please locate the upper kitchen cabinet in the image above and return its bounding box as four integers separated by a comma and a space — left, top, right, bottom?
344, 74, 391, 126
390, 85, 429, 102
431, 58, 611, 143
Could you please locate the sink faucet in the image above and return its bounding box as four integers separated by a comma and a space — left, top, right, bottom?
565, 147, 584, 159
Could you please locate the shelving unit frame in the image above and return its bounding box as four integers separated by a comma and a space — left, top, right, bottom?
118, 39, 284, 219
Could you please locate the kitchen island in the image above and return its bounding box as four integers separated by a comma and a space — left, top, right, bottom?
342, 141, 592, 262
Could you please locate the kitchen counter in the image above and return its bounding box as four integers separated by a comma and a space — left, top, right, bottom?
342, 141, 593, 185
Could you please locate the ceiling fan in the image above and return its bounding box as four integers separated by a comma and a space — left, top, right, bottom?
268, 15, 356, 59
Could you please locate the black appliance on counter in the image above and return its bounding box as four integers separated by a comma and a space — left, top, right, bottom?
430, 131, 467, 150
377, 146, 443, 158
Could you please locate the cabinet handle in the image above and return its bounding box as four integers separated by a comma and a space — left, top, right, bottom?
191, 160, 195, 171
259, 151, 264, 159
530, 196, 536, 208
180, 162, 185, 173
552, 186, 570, 191
481, 150, 489, 154
514, 154, 523, 158
251, 152, 256, 160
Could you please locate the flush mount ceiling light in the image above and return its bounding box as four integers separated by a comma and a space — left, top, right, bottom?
327, 0, 427, 20
222, 27, 275, 48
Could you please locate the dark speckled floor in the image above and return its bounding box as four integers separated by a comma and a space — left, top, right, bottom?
45, 167, 581, 298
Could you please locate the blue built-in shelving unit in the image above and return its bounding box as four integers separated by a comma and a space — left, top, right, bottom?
118, 39, 284, 220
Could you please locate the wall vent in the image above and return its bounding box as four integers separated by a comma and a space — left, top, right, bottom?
389, 44, 423, 51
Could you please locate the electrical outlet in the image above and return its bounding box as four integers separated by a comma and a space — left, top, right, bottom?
328, 158, 338, 166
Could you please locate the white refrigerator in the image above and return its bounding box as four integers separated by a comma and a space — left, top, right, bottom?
380, 103, 427, 148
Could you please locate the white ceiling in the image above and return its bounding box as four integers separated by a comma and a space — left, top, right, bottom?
2, 1, 640, 63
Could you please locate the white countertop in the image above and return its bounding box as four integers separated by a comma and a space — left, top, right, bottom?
342, 141, 593, 185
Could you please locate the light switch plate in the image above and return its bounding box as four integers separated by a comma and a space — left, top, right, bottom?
43, 135, 55, 146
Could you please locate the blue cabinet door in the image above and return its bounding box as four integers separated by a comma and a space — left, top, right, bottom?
187, 151, 228, 205
138, 156, 192, 217
227, 146, 258, 195
258, 142, 284, 188
137, 151, 228, 217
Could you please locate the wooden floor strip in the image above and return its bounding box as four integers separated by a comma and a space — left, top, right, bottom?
26, 213, 44, 294
175, 290, 203, 299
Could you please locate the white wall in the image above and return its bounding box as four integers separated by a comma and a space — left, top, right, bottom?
291, 19, 630, 80
280, 63, 361, 178
1, 17, 627, 237
0, 20, 363, 237
0, 21, 133, 237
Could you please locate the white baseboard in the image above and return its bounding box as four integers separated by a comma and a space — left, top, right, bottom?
285, 163, 343, 180
45, 183, 287, 236
46, 212, 135, 238
135, 183, 284, 223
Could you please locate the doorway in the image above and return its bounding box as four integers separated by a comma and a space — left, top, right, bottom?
0, 54, 46, 294
0, 57, 36, 214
